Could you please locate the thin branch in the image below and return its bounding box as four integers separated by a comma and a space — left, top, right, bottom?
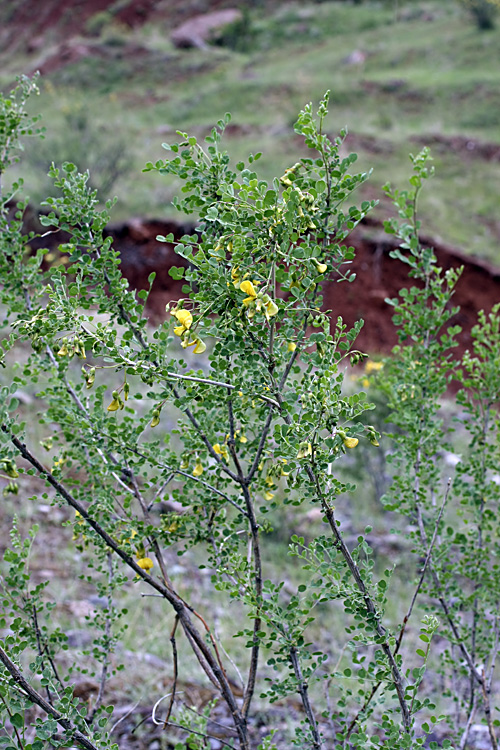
246, 406, 275, 484
163, 615, 179, 729
481, 668, 498, 750
2, 426, 249, 750
89, 552, 114, 724
395, 479, 451, 653
128, 468, 174, 590
116, 442, 247, 517
169, 382, 240, 483
459, 691, 477, 750
289, 644, 322, 749
241, 483, 263, 719
32, 603, 57, 705
269, 393, 412, 730
0, 692, 25, 749
0, 642, 100, 750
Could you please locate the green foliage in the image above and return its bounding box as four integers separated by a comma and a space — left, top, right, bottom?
459, 0, 500, 29
1, 75, 499, 750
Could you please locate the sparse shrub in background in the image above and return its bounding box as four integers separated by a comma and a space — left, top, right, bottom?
86, 10, 115, 37
22, 85, 132, 204
210, 9, 258, 53
1, 74, 500, 750
459, 0, 500, 28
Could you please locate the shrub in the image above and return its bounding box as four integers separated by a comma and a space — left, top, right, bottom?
0, 75, 499, 750
459, 0, 500, 29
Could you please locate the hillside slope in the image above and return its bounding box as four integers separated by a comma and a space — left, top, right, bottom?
1, 0, 499, 264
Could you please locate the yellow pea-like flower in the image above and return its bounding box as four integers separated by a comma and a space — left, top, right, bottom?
213, 443, 229, 461
316, 263, 327, 274
136, 557, 154, 573
107, 390, 124, 412
264, 491, 275, 501
172, 309, 193, 336
287, 342, 297, 352
263, 297, 279, 320
193, 338, 206, 354
193, 460, 203, 477
296, 442, 312, 459
240, 280, 258, 304
343, 437, 359, 449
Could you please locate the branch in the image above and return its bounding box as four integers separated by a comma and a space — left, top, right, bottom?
289, 644, 322, 749
241, 482, 263, 719
345, 480, 450, 740
2, 426, 249, 748
88, 552, 114, 724
0, 643, 100, 750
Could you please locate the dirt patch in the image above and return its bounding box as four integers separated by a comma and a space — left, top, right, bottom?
25, 209, 500, 358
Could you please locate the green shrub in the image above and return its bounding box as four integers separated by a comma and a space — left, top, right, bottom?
1, 75, 499, 750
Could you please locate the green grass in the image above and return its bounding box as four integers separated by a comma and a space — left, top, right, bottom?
3, 0, 500, 260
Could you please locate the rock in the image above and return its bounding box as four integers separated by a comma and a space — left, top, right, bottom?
343, 49, 366, 65
468, 724, 492, 750
171, 9, 242, 50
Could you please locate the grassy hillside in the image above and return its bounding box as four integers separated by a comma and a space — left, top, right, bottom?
2, 0, 500, 261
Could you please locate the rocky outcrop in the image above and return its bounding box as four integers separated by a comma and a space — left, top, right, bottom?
170, 9, 243, 49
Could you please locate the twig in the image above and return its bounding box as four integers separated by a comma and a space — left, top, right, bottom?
2, 426, 250, 750
89, 552, 114, 723
459, 693, 477, 750
109, 700, 140, 734
289, 644, 322, 749
395, 479, 451, 653
158, 719, 236, 749
163, 616, 179, 729
116, 441, 247, 517
0, 691, 25, 749
241, 482, 263, 719
0, 642, 100, 750
32, 603, 57, 704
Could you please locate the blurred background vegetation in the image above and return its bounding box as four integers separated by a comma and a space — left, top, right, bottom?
0, 0, 499, 260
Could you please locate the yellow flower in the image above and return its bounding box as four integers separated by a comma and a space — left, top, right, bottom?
296, 442, 312, 459
180, 457, 190, 470
238, 432, 248, 444
265, 475, 275, 487
264, 491, 275, 501
213, 443, 229, 461
193, 338, 206, 354
172, 309, 193, 336
365, 360, 383, 375
279, 173, 293, 187
150, 411, 160, 428
343, 437, 359, 449
263, 296, 279, 320
316, 263, 328, 274
107, 391, 123, 411
361, 378, 370, 389
136, 557, 154, 573
231, 267, 241, 287
370, 437, 380, 447
240, 280, 258, 305
57, 341, 69, 357
287, 342, 297, 352
193, 460, 203, 477
238, 390, 243, 397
